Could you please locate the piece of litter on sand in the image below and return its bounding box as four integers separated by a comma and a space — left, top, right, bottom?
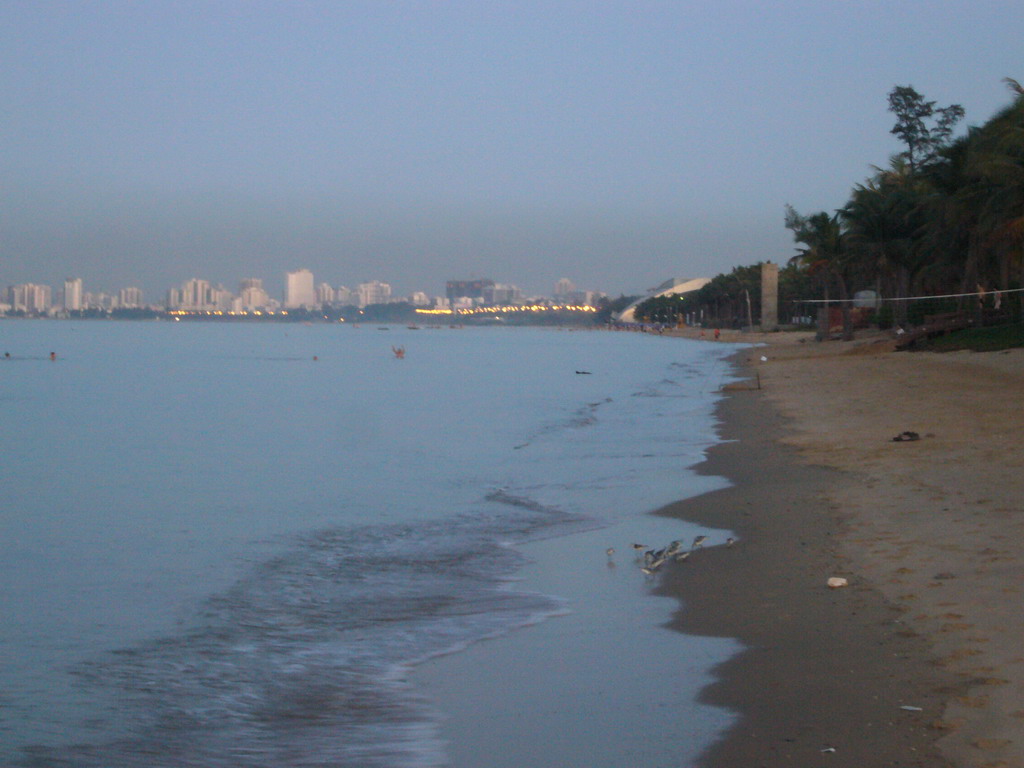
760, 355, 768, 362
891, 430, 921, 442
900, 705, 924, 711
827, 577, 848, 589
821, 747, 837, 753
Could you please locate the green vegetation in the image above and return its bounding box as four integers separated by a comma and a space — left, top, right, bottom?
637, 81, 1024, 341
786, 81, 1023, 330
634, 262, 811, 328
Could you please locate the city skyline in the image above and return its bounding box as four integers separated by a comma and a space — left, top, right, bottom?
3, 269, 600, 314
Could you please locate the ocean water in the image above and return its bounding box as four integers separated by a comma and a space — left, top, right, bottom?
0, 321, 740, 767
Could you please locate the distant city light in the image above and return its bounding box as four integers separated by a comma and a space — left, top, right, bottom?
415, 305, 596, 316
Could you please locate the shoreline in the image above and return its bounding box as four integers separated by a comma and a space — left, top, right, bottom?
655, 351, 957, 767
658, 332, 1024, 767
412, 329, 1024, 767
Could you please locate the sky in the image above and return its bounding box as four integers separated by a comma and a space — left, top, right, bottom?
3, 1, 1023, 301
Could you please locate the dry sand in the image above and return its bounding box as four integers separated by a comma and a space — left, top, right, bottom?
660, 327, 1024, 768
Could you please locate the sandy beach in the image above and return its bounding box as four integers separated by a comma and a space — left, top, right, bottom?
660, 327, 1024, 768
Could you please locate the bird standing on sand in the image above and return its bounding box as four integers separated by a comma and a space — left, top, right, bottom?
641, 555, 666, 574
674, 551, 691, 563
691, 535, 707, 550
726, 537, 735, 547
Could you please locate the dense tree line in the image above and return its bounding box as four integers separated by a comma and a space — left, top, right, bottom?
638, 81, 1024, 334
635, 262, 811, 328
787, 81, 1023, 337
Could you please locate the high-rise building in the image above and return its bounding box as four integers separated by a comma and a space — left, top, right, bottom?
483, 283, 522, 304
8, 283, 52, 313
335, 286, 355, 306
316, 283, 335, 306
167, 278, 213, 310
210, 285, 234, 310
284, 269, 316, 308
118, 287, 143, 308
357, 280, 391, 308
185, 278, 211, 309
239, 285, 270, 310
64, 278, 83, 311
554, 278, 575, 298
84, 292, 114, 310
239, 277, 263, 292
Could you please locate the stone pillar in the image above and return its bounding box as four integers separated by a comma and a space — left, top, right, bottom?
761, 261, 779, 332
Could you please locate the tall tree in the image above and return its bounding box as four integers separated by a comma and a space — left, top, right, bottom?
888, 85, 965, 174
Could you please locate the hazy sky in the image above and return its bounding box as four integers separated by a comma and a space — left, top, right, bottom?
3, 1, 1022, 300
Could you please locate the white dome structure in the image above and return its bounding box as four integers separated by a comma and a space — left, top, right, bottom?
616, 277, 711, 323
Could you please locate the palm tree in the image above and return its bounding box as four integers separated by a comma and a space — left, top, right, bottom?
785, 206, 854, 339
841, 159, 927, 325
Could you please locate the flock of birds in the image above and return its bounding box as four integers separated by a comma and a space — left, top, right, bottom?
606, 535, 735, 575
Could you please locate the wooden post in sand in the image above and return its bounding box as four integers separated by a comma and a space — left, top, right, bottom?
761, 261, 779, 332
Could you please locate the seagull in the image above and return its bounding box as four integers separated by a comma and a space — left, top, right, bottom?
691, 535, 707, 550
644, 556, 666, 573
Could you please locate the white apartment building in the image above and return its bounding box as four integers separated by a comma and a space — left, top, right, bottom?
239, 285, 271, 310
210, 285, 234, 311
64, 278, 83, 311
357, 280, 391, 308
167, 278, 214, 310
335, 286, 355, 306
483, 283, 522, 304
284, 269, 316, 308
8, 283, 52, 313
118, 287, 143, 308
316, 282, 335, 306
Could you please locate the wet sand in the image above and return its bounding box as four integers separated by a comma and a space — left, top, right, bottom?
661, 328, 1024, 768
413, 518, 741, 768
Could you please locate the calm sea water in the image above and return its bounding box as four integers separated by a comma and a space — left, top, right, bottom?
0, 321, 740, 767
